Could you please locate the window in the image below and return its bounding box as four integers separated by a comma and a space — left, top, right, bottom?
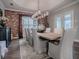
55, 11, 73, 30
22, 17, 29, 28
64, 14, 72, 30
29, 18, 33, 28
22, 16, 38, 29
56, 16, 62, 29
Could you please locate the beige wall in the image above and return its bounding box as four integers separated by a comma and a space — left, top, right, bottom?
0, 0, 5, 9
48, 2, 79, 39
0, 0, 5, 16
48, 2, 79, 31
48, 2, 79, 59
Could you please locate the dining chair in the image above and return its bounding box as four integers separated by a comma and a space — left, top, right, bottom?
26, 28, 30, 41
48, 28, 76, 59
25, 28, 29, 41
27, 28, 33, 46
48, 28, 65, 59
29, 28, 33, 46
60, 30, 75, 59
32, 29, 47, 54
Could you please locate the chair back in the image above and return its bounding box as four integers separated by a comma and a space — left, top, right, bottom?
60, 30, 75, 59
32, 29, 42, 53
25, 28, 29, 41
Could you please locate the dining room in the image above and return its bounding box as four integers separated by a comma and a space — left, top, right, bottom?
0, 0, 79, 59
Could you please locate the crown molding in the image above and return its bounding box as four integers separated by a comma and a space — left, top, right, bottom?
5, 8, 34, 14
55, 0, 79, 12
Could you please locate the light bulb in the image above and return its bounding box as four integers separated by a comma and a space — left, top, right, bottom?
38, 10, 41, 14
43, 13, 46, 17
41, 15, 44, 18
46, 11, 49, 16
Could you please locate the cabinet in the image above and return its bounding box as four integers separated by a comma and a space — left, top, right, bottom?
73, 41, 79, 59
0, 27, 11, 47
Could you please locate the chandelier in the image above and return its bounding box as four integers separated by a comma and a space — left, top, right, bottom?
32, 0, 49, 19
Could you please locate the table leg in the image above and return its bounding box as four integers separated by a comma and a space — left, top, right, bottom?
46, 40, 49, 55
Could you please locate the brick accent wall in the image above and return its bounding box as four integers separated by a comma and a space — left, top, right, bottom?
5, 10, 49, 39
5, 10, 19, 39
5, 10, 32, 40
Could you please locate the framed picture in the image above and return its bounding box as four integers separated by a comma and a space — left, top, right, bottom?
0, 9, 3, 17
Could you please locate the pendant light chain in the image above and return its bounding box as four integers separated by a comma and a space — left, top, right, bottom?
32, 0, 49, 19
38, 0, 40, 10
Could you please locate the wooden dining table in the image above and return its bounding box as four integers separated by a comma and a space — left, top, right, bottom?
37, 32, 62, 55
37, 32, 61, 41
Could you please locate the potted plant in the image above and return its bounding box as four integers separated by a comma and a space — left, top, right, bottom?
0, 20, 4, 28
0, 18, 6, 28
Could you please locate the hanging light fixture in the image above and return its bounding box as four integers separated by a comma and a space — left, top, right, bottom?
32, 0, 49, 19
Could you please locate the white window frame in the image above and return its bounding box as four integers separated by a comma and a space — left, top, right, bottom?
54, 10, 74, 30
54, 14, 63, 29
63, 10, 74, 30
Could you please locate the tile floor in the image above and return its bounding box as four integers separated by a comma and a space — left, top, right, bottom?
4, 40, 20, 59
4, 38, 49, 59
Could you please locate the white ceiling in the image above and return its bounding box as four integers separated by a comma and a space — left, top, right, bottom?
1, 0, 77, 13
13, 0, 65, 11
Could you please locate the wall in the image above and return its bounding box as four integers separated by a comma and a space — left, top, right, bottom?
0, 0, 5, 9
0, 0, 5, 16
5, 10, 32, 39
48, 2, 79, 59
5, 10, 19, 39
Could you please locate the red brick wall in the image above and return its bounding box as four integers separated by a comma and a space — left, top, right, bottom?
5, 10, 32, 39
5, 10, 49, 39
5, 10, 19, 39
